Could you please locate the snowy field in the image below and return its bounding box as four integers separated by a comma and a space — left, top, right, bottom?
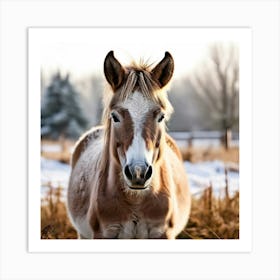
184, 161, 239, 197
41, 157, 239, 200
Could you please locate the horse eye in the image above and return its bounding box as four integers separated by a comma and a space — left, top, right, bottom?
158, 113, 165, 123
111, 112, 120, 123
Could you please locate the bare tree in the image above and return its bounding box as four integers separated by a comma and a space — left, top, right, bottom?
190, 43, 239, 148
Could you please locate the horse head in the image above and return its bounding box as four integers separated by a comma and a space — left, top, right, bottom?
104, 51, 174, 191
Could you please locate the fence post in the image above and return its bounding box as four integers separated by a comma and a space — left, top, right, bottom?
224, 128, 232, 149
224, 166, 230, 204
187, 136, 193, 148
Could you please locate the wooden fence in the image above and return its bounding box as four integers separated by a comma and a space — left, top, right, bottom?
168, 130, 239, 148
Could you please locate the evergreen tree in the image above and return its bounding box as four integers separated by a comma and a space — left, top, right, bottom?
41, 72, 88, 140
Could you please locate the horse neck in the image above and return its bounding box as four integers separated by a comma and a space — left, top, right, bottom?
98, 144, 122, 195
150, 140, 169, 194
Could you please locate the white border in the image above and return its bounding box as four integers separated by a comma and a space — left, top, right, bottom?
28, 27, 252, 253
1, 1, 279, 279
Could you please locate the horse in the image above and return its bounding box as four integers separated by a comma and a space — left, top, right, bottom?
67, 51, 191, 239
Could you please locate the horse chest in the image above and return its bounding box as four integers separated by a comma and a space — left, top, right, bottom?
98, 195, 170, 239
102, 218, 166, 239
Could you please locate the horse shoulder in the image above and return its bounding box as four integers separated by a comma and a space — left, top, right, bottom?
165, 133, 183, 161
71, 126, 104, 168
164, 134, 191, 236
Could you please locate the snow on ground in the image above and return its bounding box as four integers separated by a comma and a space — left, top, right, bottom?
184, 161, 239, 197
41, 157, 71, 200
42, 143, 75, 153
41, 157, 71, 186
41, 144, 62, 153
41, 157, 239, 200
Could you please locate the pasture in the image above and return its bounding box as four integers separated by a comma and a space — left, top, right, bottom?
41, 140, 239, 239
40, 49, 240, 240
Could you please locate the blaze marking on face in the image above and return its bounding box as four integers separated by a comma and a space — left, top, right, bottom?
122, 91, 155, 166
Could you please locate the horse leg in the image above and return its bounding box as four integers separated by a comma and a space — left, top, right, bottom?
159, 232, 176, 239
78, 233, 87, 239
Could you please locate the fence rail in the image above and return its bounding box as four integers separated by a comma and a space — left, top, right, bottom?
169, 130, 239, 148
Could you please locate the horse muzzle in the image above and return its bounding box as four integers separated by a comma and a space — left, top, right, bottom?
123, 162, 153, 189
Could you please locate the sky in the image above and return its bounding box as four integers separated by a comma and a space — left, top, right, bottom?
38, 28, 243, 82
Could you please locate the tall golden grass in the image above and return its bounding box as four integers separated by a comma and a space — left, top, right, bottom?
178, 187, 239, 239
41, 183, 77, 239
41, 183, 239, 239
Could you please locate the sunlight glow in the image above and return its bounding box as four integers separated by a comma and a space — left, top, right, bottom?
40, 28, 241, 82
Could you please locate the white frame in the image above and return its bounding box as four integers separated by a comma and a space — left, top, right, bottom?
1, 1, 279, 279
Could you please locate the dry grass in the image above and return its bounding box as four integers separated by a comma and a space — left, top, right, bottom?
41, 184, 77, 239
41, 184, 239, 240
41, 139, 74, 164
178, 187, 239, 239
180, 146, 239, 164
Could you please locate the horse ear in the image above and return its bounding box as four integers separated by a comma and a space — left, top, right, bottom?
104, 51, 125, 91
151, 52, 174, 88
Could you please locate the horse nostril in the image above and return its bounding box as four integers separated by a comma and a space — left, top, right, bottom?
144, 165, 153, 181
124, 165, 133, 180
